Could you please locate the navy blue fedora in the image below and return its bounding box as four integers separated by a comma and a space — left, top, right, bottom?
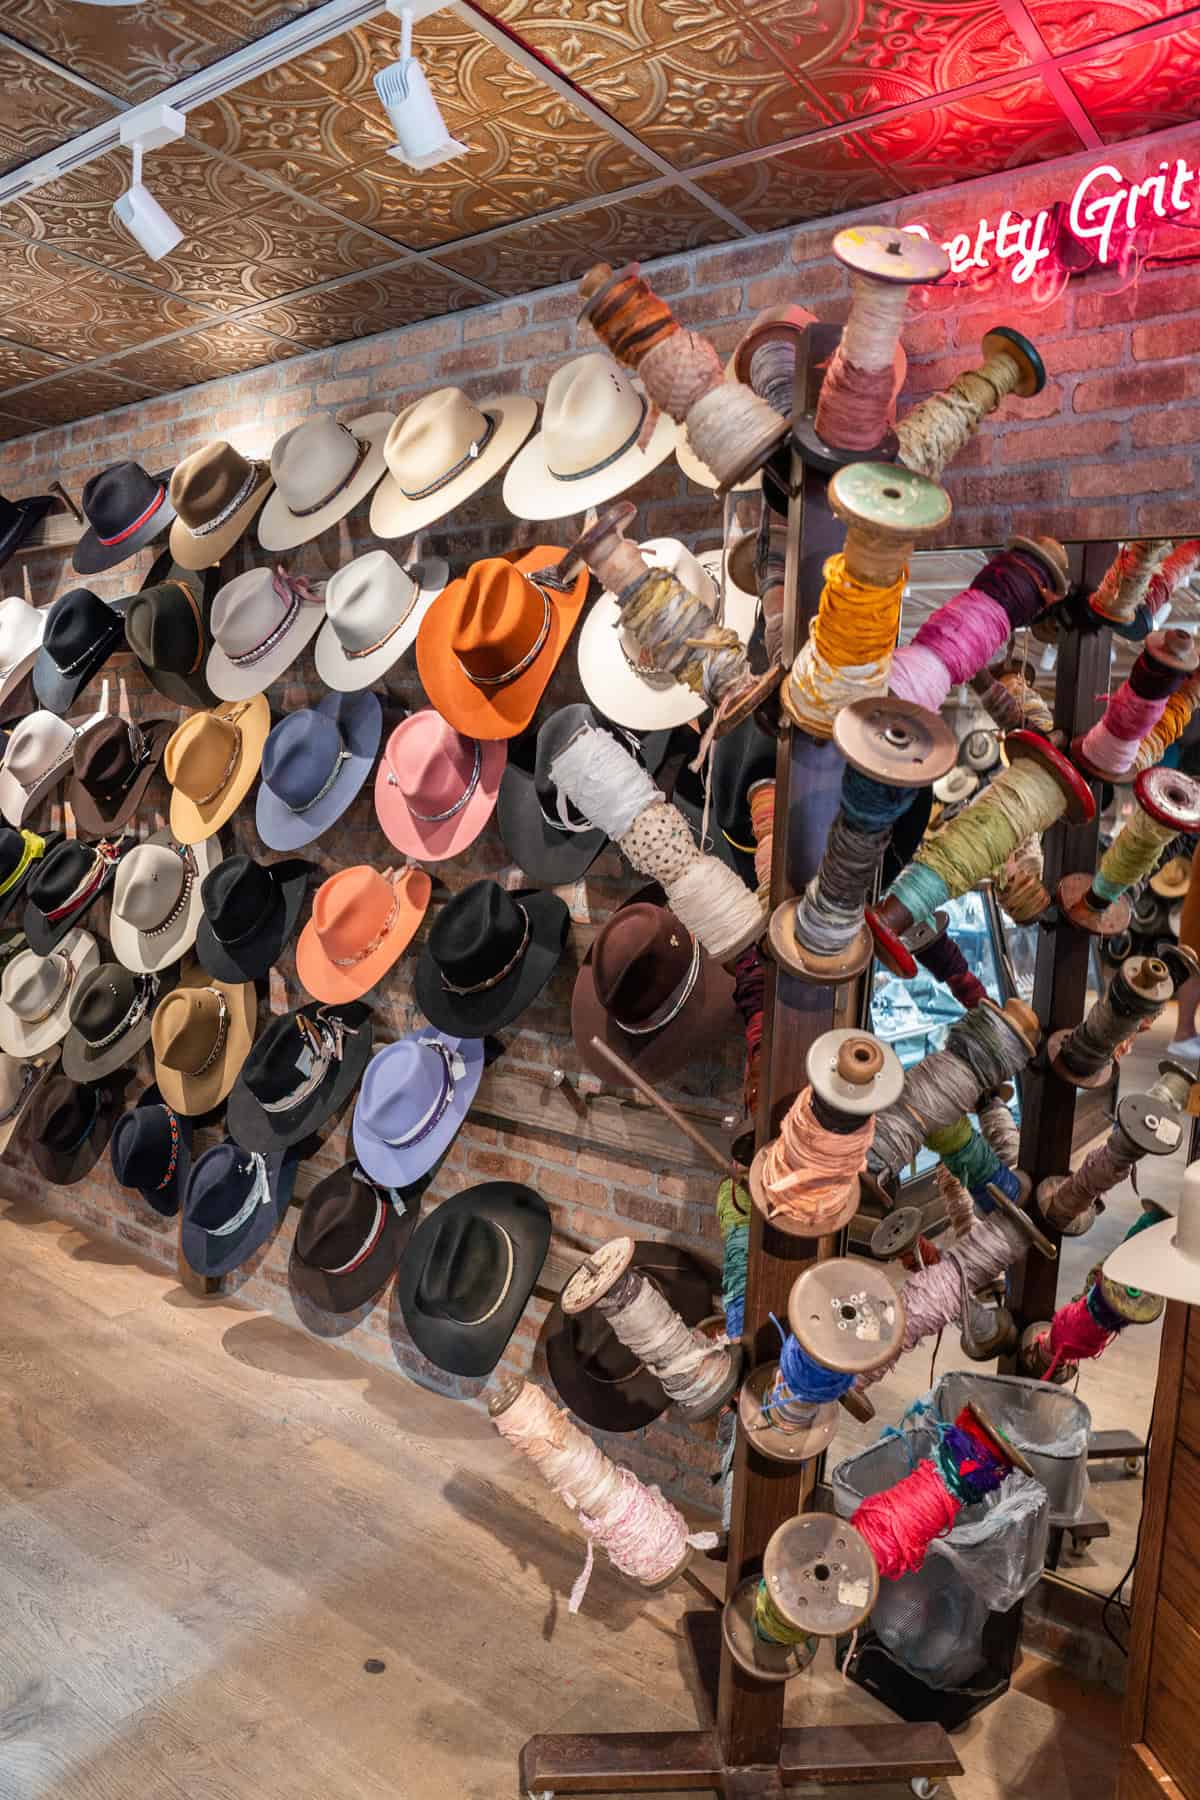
181, 1138, 300, 1276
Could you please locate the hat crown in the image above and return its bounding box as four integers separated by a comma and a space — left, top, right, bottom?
125, 580, 204, 674
243, 1006, 328, 1107
170, 441, 259, 528
429, 878, 526, 989
3, 946, 70, 1022
324, 550, 416, 653
271, 414, 365, 512
261, 710, 345, 813
594, 902, 693, 1027
5, 711, 74, 788
27, 839, 99, 914
72, 716, 143, 800
164, 710, 240, 803
201, 853, 274, 942
211, 567, 295, 659
69, 961, 140, 1045
383, 388, 490, 493
0, 827, 32, 884
114, 841, 188, 932
416, 1209, 508, 1322
153, 985, 226, 1074
542, 354, 644, 480
81, 461, 165, 536
30, 1073, 96, 1151
297, 1169, 387, 1271
391, 714, 478, 815
358, 1037, 447, 1139
111, 1101, 176, 1189
187, 1140, 258, 1230
0, 596, 44, 675
312, 866, 398, 961
451, 562, 547, 686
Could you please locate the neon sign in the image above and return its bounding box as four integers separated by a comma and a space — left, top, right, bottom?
904, 156, 1199, 286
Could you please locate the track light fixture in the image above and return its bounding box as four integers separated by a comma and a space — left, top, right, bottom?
112, 104, 186, 262
374, 2, 468, 172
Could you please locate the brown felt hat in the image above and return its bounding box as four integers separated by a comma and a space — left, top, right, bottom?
168, 441, 273, 570
150, 959, 256, 1116
163, 694, 270, 845
67, 713, 174, 838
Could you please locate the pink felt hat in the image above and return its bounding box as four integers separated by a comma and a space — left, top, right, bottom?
373, 709, 505, 864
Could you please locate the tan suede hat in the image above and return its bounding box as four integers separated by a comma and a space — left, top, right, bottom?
163, 694, 270, 846
150, 959, 256, 1116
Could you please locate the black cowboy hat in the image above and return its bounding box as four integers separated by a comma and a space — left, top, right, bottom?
195, 853, 314, 984
414, 879, 568, 1037
73, 462, 175, 576
124, 551, 220, 711
29, 1069, 129, 1185
710, 711, 777, 888
0, 491, 55, 572
226, 999, 373, 1154
0, 826, 62, 923
397, 1182, 550, 1377
33, 587, 126, 715
109, 1082, 193, 1217
181, 1138, 300, 1277
23, 836, 124, 956
290, 1160, 417, 1313
545, 1242, 719, 1431
61, 962, 173, 1083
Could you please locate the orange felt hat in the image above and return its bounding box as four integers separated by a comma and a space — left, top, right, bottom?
415, 546, 589, 741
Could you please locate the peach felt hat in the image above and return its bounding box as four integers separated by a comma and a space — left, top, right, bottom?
296, 864, 431, 1005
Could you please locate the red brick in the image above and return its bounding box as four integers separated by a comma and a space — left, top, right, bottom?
672, 286, 742, 329
614, 1188, 694, 1232
463, 301, 528, 341
435, 343, 499, 376
695, 241, 783, 287
1132, 406, 1200, 449
1075, 365, 1200, 412
531, 288, 580, 324
502, 325, 570, 363
1138, 499, 1200, 534
578, 1149, 653, 1187
1132, 319, 1199, 362
335, 335, 407, 371
1069, 455, 1192, 499
465, 1148, 535, 1183
1003, 418, 1122, 462
1040, 333, 1124, 375
948, 467, 1062, 508
314, 376, 369, 406
789, 223, 842, 265
536, 1167, 608, 1212
1074, 271, 1197, 329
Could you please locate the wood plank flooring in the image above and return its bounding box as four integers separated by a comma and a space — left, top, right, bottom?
0, 1197, 1121, 1800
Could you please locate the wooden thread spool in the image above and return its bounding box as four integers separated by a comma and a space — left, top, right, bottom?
1059, 765, 1200, 938
1020, 1266, 1165, 1383
831, 459, 951, 590
896, 326, 1046, 479
971, 662, 1055, 737
721, 1513, 878, 1683
1090, 538, 1172, 630
1073, 628, 1200, 783
1039, 1068, 1188, 1233
787, 1256, 905, 1375
1048, 954, 1174, 1091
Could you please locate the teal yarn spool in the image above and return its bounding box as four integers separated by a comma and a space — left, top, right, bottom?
884, 860, 951, 932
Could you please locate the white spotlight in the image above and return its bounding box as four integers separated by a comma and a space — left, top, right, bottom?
374, 4, 467, 172
113, 103, 186, 262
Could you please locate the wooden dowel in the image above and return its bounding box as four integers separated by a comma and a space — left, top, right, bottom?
588, 1035, 735, 1177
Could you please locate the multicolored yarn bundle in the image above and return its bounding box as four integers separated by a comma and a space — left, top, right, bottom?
732, 946, 766, 1115
888, 548, 1053, 715
913, 924, 989, 1010
717, 1177, 750, 1341
1090, 538, 1171, 628
925, 1113, 1022, 1216
1076, 631, 1197, 780
791, 766, 920, 962
757, 1083, 873, 1231
897, 337, 1038, 480
869, 1006, 1035, 1179
1132, 668, 1200, 772
994, 835, 1051, 924
850, 1407, 1014, 1579
785, 553, 904, 738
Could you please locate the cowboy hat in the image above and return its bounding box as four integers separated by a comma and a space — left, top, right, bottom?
195, 852, 314, 984
503, 353, 676, 520
933, 766, 978, 807
710, 710, 778, 887
0, 596, 47, 706
0, 1046, 57, 1159
33, 588, 125, 715
352, 1029, 483, 1187
256, 689, 381, 852
0, 710, 102, 828
290, 1161, 417, 1314
296, 864, 431, 1006
258, 411, 393, 552
0, 929, 98, 1057
206, 565, 326, 703
66, 713, 173, 839
73, 462, 175, 576
546, 1242, 719, 1431
150, 959, 256, 1116
396, 1181, 550, 1376
163, 693, 271, 845
124, 554, 219, 711
226, 998, 373, 1154
181, 1139, 300, 1277
0, 670, 36, 728
109, 1082, 193, 1217
415, 878, 568, 1037
23, 836, 125, 956
0, 491, 54, 571
373, 710, 505, 865
1105, 1161, 1200, 1303
497, 704, 670, 888
578, 540, 758, 732
371, 387, 538, 538
572, 886, 736, 1083
1152, 855, 1192, 899
109, 829, 223, 975
61, 962, 172, 1083
0, 827, 60, 923
315, 549, 449, 692
168, 441, 274, 569
416, 545, 588, 741
29, 1069, 129, 1186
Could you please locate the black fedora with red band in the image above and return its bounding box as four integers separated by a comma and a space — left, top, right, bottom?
73, 461, 176, 576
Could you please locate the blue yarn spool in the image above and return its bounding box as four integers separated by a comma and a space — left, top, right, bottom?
976, 1158, 1021, 1214
841, 766, 919, 835
722, 1224, 748, 1339
770, 1322, 854, 1407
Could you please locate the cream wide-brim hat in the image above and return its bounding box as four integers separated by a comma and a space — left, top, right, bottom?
0, 599, 46, 707
205, 586, 326, 704
504, 406, 677, 521
314, 555, 449, 692
109, 828, 224, 977
0, 929, 99, 1058
0, 712, 102, 830
257, 412, 394, 553
371, 395, 538, 539
577, 542, 759, 730
0, 1047, 57, 1157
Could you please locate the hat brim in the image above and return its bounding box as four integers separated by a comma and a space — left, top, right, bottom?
61, 989, 165, 1083
225, 999, 373, 1154
0, 648, 43, 710
23, 849, 121, 957
169, 693, 271, 846
371, 396, 538, 540
495, 754, 607, 888
352, 1032, 484, 1187
181, 1144, 299, 1276
289, 1175, 415, 1313
0, 496, 54, 572
0, 669, 37, 725
255, 691, 381, 852
110, 829, 224, 976
578, 554, 758, 731
314, 557, 449, 693
195, 855, 314, 985
0, 1048, 58, 1159
545, 1242, 718, 1431
1105, 1215, 1193, 1302
206, 601, 325, 704
0, 712, 105, 830
258, 413, 394, 553
152, 965, 257, 1117
414, 888, 569, 1037
72, 480, 176, 576
504, 402, 678, 522
397, 1182, 551, 1378
33, 615, 126, 716
168, 468, 274, 571
296, 865, 431, 1006
131, 553, 220, 710
32, 1069, 129, 1185
111, 1081, 193, 1217
0, 829, 63, 924
66, 716, 174, 840
1151, 863, 1192, 898
416, 550, 589, 742
374, 733, 506, 864
0, 929, 98, 1058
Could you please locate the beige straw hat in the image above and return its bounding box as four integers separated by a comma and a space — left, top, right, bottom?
370, 387, 537, 539
503, 353, 677, 520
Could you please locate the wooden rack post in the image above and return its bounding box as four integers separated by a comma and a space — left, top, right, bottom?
520, 326, 960, 1796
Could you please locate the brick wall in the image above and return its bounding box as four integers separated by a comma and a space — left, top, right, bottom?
0, 121, 1195, 1509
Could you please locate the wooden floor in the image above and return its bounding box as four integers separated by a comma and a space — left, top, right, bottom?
0, 1198, 1122, 1800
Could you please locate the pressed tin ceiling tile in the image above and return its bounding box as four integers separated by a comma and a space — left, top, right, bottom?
295, 14, 535, 121
1023, 0, 1199, 54
467, 111, 658, 209
693, 135, 906, 231
103, 321, 303, 390
0, 338, 71, 391
469, 0, 734, 78
10, 272, 214, 360
187, 71, 391, 195
0, 48, 115, 177
0, 237, 89, 313
6, 368, 164, 427
248, 264, 478, 349
308, 155, 529, 249
430, 218, 597, 296
1063, 17, 1200, 140
856, 75, 1086, 190
0, 157, 150, 276
555, 185, 741, 261
0, 410, 38, 440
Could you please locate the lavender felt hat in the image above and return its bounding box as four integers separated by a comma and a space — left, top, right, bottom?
351, 1029, 484, 1186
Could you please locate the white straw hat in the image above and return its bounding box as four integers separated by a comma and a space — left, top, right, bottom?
258, 411, 394, 552
314, 549, 449, 691
1105, 1160, 1200, 1304
0, 710, 101, 828
370, 387, 537, 539
503, 353, 677, 521
577, 540, 759, 730
0, 597, 47, 705
0, 928, 98, 1057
